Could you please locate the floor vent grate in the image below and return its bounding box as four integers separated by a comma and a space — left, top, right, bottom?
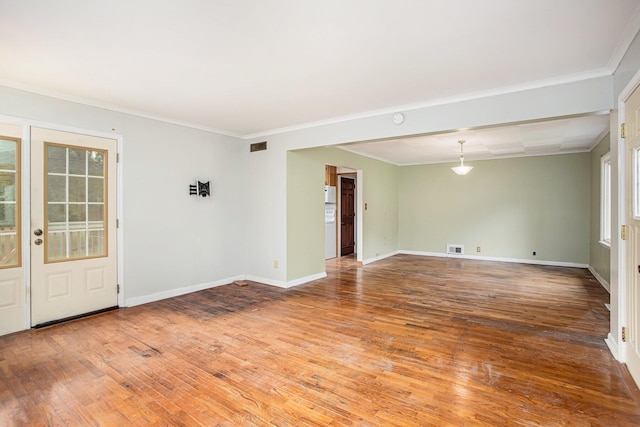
446, 244, 464, 255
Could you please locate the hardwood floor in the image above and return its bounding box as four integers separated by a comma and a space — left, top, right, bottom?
1, 255, 640, 426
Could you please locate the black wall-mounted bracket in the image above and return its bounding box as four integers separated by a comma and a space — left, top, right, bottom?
189, 181, 211, 197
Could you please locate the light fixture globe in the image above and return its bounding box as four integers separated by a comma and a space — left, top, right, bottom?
452, 140, 473, 175
452, 164, 473, 175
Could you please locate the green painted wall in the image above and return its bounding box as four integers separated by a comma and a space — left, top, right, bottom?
286, 150, 326, 281
289, 147, 593, 280
590, 134, 611, 285
398, 153, 591, 264
287, 146, 398, 281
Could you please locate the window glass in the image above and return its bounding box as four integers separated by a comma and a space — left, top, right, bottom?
601, 152, 611, 245
46, 143, 107, 261
0, 137, 20, 268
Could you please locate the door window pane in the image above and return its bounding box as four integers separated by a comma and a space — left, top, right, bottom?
47, 175, 66, 202
88, 177, 104, 202
68, 176, 86, 202
47, 233, 66, 260
45, 143, 107, 262
88, 151, 104, 177
88, 230, 104, 257
0, 171, 16, 189
48, 204, 66, 223
0, 137, 20, 268
68, 204, 86, 223
47, 145, 66, 174
68, 148, 86, 175
69, 231, 86, 258
88, 204, 104, 222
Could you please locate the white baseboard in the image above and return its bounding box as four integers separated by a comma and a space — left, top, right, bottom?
124, 275, 245, 307
397, 250, 589, 268
399, 250, 446, 258
363, 250, 399, 265
246, 272, 327, 288
245, 275, 288, 288
588, 266, 610, 293
124, 270, 328, 307
606, 332, 621, 361
287, 272, 327, 288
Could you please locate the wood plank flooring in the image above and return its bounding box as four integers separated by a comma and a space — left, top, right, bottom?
1, 254, 640, 426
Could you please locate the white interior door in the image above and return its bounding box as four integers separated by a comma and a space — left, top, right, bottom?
30, 127, 117, 327
625, 85, 640, 385
0, 124, 24, 335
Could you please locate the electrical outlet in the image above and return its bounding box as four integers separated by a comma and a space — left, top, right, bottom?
274, 260, 279, 269
532, 251, 536, 256
476, 246, 481, 253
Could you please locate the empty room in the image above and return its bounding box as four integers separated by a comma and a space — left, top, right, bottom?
2, 1, 640, 425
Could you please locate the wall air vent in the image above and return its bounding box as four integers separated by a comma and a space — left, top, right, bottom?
446, 244, 464, 256
250, 141, 267, 152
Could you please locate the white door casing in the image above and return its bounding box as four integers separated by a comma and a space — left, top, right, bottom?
30, 127, 117, 327
625, 85, 640, 386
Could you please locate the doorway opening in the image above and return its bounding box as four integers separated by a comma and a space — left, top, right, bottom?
337, 167, 357, 258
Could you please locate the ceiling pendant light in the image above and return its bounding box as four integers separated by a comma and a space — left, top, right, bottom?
451, 140, 473, 175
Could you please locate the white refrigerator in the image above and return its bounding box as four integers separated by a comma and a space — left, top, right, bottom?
325, 203, 336, 259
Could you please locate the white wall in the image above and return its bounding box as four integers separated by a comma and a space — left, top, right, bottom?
120, 116, 246, 304
0, 85, 246, 308
243, 144, 289, 285
245, 76, 614, 283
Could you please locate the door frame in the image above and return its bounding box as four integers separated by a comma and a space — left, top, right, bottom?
356, 170, 363, 263
336, 170, 363, 263
612, 68, 640, 363
0, 114, 124, 331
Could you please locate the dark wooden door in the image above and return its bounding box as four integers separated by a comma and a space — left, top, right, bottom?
340, 177, 355, 256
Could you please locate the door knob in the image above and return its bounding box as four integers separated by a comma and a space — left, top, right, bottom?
34, 229, 43, 236
34, 238, 43, 245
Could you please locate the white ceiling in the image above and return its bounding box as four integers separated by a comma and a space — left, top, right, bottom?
0, 0, 638, 163
341, 113, 611, 165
